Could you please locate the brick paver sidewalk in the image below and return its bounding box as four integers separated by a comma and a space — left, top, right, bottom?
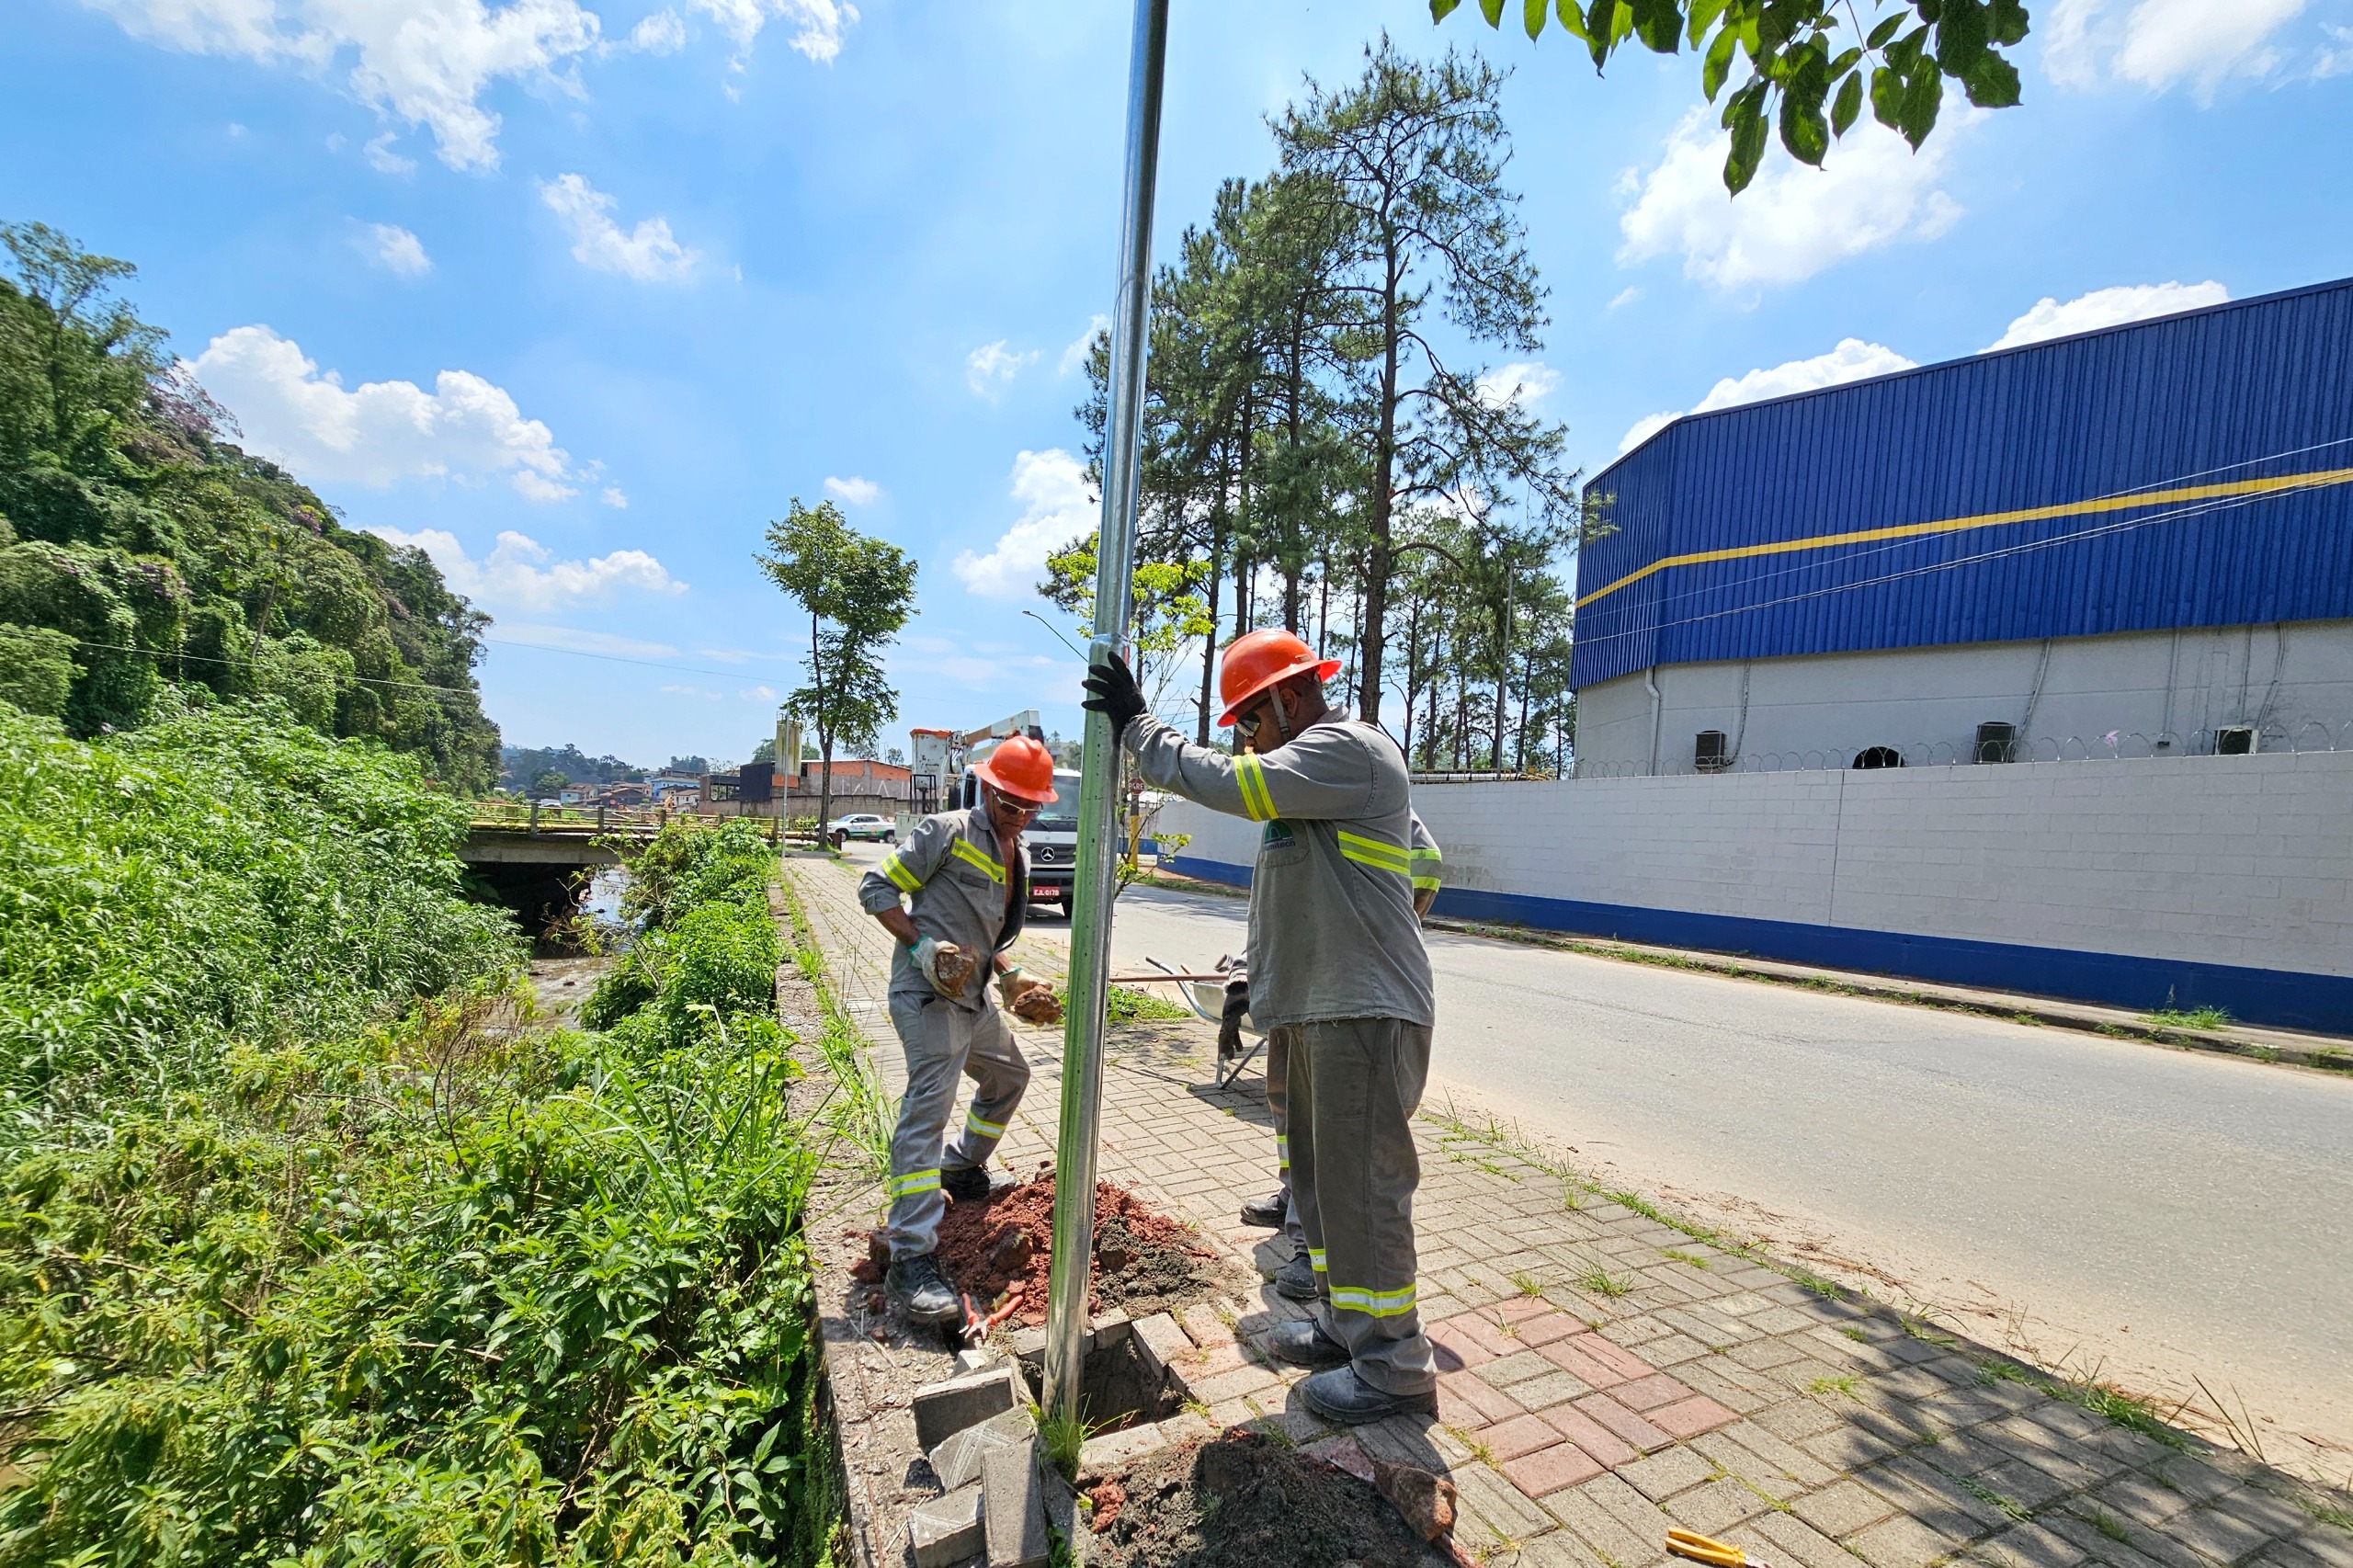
786, 856, 2351, 1568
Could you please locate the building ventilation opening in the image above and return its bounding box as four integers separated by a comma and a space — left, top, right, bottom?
2216, 726, 2258, 756
1852, 745, 1904, 769
1974, 722, 2018, 764
1694, 730, 1730, 772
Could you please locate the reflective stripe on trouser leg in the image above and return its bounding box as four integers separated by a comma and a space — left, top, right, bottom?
1295, 1016, 1438, 1396
883, 993, 976, 1259
947, 1001, 1029, 1169
1266, 1026, 1305, 1252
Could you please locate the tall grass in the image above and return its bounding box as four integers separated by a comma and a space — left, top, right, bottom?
0, 702, 841, 1566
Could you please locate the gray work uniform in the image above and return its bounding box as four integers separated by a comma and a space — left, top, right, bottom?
1124, 713, 1439, 1394
1233, 816, 1441, 1255
858, 809, 1032, 1260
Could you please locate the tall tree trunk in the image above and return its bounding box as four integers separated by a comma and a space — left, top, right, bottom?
1356, 231, 1403, 726
1516, 645, 1534, 772
1491, 580, 1511, 773
1423, 629, 1441, 770
810, 609, 833, 836
1198, 497, 1228, 744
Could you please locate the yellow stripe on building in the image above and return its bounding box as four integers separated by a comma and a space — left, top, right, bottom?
1575, 466, 2353, 611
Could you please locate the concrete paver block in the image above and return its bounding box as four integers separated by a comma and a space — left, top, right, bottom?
1131, 1312, 1191, 1381
908, 1484, 984, 1568
914, 1367, 1021, 1453
928, 1406, 1036, 1493
982, 1439, 1051, 1568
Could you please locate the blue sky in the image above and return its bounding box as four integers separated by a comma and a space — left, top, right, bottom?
6, 0, 2351, 766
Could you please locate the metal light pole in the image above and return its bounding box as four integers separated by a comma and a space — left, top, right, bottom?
1043, 0, 1169, 1429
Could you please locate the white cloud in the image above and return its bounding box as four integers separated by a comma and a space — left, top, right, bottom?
629, 7, 684, 52
361, 222, 429, 277
495, 621, 680, 657
688, 0, 855, 66
965, 339, 1038, 400
1617, 411, 1681, 456
1984, 280, 2230, 350
363, 131, 415, 175
824, 474, 881, 506
1617, 104, 1967, 290
2319, 25, 2353, 77
1477, 360, 1560, 410
2045, 0, 2308, 97
82, 0, 603, 171
192, 324, 585, 500
953, 448, 1094, 599
1618, 338, 1916, 454
663, 683, 722, 700
369, 526, 686, 610
1607, 286, 1642, 312
739, 684, 777, 701
540, 173, 699, 282
601, 485, 630, 507
1058, 314, 1110, 376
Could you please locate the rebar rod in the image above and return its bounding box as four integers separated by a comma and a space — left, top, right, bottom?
1043, 0, 1169, 1432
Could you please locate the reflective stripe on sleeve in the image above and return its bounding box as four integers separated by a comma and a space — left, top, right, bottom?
949, 838, 1006, 883
1336, 829, 1411, 876
1327, 1281, 1416, 1317
1411, 846, 1443, 892
881, 853, 923, 892
887, 1169, 940, 1199
1233, 753, 1276, 822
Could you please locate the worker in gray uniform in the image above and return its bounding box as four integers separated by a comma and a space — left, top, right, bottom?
858, 733, 1062, 1325
1233, 812, 1441, 1305
1085, 629, 1439, 1423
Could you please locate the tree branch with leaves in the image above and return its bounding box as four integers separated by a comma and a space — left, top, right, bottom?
1432, 0, 2029, 192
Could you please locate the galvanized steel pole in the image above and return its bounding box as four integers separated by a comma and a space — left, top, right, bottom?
1043, 0, 1169, 1429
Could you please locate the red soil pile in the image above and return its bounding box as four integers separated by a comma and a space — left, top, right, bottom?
929, 1172, 1229, 1326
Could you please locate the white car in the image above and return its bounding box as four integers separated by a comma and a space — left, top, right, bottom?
827, 812, 897, 847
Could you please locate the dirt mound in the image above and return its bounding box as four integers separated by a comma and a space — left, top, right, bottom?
932, 1173, 1232, 1326
1086, 1431, 1453, 1568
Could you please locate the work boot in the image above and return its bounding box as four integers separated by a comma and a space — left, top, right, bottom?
941, 1165, 991, 1204
1267, 1318, 1350, 1369
887, 1253, 961, 1325
1299, 1366, 1438, 1425
1273, 1253, 1319, 1301
1238, 1189, 1287, 1229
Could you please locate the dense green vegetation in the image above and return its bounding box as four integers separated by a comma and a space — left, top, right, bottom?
0, 703, 840, 1566
0, 222, 500, 791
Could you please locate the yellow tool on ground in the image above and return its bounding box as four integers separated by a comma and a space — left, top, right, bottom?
1666, 1528, 1773, 1568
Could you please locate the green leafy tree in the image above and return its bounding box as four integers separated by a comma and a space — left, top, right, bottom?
1039, 529, 1217, 726
1276, 40, 1581, 726
1432, 0, 2029, 192
0, 223, 501, 784
755, 498, 917, 833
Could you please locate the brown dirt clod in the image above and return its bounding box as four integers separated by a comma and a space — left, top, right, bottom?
931, 1175, 1231, 1326
1085, 1432, 1450, 1568
1010, 986, 1063, 1025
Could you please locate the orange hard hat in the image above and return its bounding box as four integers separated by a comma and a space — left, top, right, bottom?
973, 734, 1059, 803
1217, 629, 1340, 727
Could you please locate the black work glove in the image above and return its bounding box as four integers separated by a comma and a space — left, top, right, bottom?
1218, 976, 1249, 1061
1080, 650, 1146, 740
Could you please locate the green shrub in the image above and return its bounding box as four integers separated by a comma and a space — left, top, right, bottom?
0, 708, 840, 1567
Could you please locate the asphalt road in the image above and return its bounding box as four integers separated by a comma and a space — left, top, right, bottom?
834, 842, 2353, 1466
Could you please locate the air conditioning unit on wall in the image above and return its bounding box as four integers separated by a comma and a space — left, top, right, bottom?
1974, 722, 2017, 764
2216, 726, 2258, 756
1694, 731, 1730, 772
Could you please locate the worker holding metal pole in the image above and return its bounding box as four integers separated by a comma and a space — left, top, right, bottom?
1041, 0, 1168, 1430
1084, 631, 1442, 1424
1234, 810, 1442, 1301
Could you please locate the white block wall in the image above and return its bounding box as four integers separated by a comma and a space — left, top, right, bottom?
1156, 750, 2353, 979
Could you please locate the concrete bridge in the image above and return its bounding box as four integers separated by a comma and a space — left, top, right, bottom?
458, 806, 786, 936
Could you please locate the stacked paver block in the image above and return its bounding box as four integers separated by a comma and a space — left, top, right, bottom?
786, 858, 2353, 1568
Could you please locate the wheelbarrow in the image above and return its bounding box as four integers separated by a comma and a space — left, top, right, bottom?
1105, 957, 1265, 1090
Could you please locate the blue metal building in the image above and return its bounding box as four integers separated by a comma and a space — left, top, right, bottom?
1574, 277, 2353, 691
